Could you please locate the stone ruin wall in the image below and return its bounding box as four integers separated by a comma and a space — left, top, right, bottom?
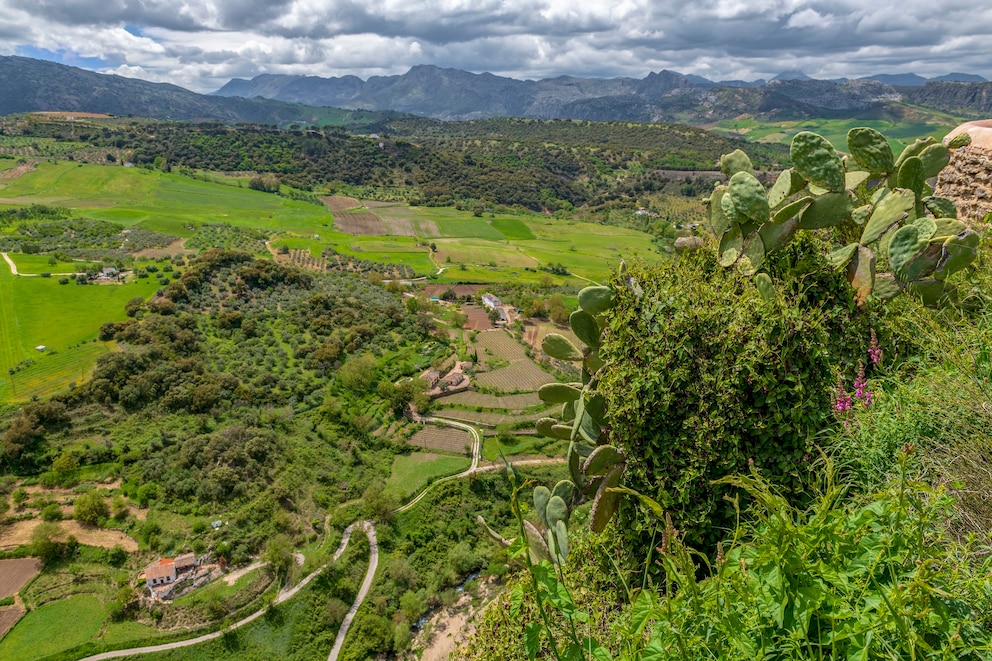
935, 120, 992, 225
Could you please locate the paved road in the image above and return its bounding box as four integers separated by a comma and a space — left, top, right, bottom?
77, 415, 560, 660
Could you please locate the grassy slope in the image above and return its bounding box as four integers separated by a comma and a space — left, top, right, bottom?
0, 162, 331, 237
0, 594, 111, 660
384, 452, 471, 499
0, 268, 159, 400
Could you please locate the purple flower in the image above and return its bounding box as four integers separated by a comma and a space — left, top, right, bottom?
869, 329, 882, 366
835, 373, 852, 412
853, 362, 867, 401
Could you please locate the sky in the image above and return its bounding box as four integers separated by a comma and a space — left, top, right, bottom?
1, 0, 990, 93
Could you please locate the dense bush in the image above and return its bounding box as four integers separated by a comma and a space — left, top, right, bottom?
601, 235, 881, 552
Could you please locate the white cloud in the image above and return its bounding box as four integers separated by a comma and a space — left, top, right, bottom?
0, 0, 987, 91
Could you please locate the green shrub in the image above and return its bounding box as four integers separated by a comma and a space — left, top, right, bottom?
602, 236, 880, 552
627, 455, 992, 660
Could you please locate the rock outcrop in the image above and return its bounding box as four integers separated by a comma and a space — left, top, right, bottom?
936, 120, 992, 224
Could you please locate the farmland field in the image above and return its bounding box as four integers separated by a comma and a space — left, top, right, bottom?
320, 195, 360, 211
474, 360, 554, 392
432, 407, 559, 426
407, 425, 474, 453
0, 264, 160, 401
0, 594, 107, 660
435, 391, 541, 410
474, 330, 528, 362
0, 162, 332, 237
332, 210, 388, 235
709, 113, 959, 152
0, 558, 42, 599
384, 452, 471, 499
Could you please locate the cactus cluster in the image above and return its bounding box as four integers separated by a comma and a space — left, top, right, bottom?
536, 284, 627, 534
710, 129, 979, 307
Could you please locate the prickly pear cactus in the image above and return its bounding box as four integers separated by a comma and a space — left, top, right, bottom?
709, 127, 980, 307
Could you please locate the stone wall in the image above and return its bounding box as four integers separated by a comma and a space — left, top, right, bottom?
935, 120, 992, 225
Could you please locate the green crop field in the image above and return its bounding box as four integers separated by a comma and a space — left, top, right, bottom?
0, 162, 332, 237
0, 594, 108, 660
490, 217, 536, 240
384, 452, 470, 499
710, 113, 960, 153
0, 265, 160, 401
5, 254, 98, 275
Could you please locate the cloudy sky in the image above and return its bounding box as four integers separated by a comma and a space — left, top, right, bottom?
1, 0, 989, 92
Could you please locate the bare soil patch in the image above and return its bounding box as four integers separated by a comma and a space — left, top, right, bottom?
362, 200, 401, 209
408, 426, 473, 453
134, 238, 196, 259
0, 558, 42, 598
381, 216, 417, 236
461, 305, 494, 331
0, 519, 137, 552
320, 195, 361, 212
61, 521, 139, 551
333, 211, 388, 235
421, 284, 485, 298
0, 161, 36, 180
0, 604, 25, 639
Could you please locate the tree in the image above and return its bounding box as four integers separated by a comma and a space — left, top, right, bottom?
74, 491, 109, 526
338, 354, 378, 393
450, 311, 468, 329
487, 307, 502, 324
30, 522, 68, 564
264, 534, 294, 579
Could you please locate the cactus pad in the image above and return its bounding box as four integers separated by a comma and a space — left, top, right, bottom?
872, 273, 903, 301
709, 186, 731, 237
533, 486, 551, 526
577, 286, 614, 315
924, 196, 957, 219
791, 131, 845, 192
767, 169, 806, 209
912, 216, 937, 242
754, 272, 774, 302
932, 218, 967, 240
845, 171, 872, 191
772, 196, 812, 224
569, 310, 600, 350
551, 480, 577, 507
759, 217, 798, 255
536, 418, 557, 438
828, 243, 859, 270
538, 382, 581, 404
897, 156, 926, 199
583, 445, 626, 477
852, 204, 872, 225
590, 466, 623, 533
861, 188, 915, 245
737, 233, 765, 276
728, 171, 770, 222
919, 143, 951, 178
719, 149, 754, 176
797, 192, 854, 229
934, 230, 980, 280
888, 225, 925, 280
848, 127, 895, 174
718, 222, 743, 266
948, 132, 972, 149
846, 246, 876, 306
524, 520, 552, 564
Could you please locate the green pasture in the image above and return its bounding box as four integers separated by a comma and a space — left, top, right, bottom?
0, 162, 331, 237
0, 594, 111, 660
0, 159, 17, 173
711, 115, 957, 153
6, 253, 98, 275
482, 434, 565, 462
0, 264, 159, 401
384, 452, 470, 499
490, 217, 536, 240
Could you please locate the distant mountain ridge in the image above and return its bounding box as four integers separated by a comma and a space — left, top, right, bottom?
1, 55, 990, 127
214, 65, 989, 122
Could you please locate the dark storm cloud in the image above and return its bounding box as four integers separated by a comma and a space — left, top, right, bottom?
0, 0, 990, 92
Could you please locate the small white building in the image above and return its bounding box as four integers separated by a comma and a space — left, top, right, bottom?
145, 559, 177, 589
481, 293, 502, 310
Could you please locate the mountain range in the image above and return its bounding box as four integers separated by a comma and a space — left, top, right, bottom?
2, 55, 991, 126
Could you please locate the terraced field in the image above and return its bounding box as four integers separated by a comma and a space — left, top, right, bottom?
407, 425, 474, 453
435, 391, 541, 410
474, 360, 554, 392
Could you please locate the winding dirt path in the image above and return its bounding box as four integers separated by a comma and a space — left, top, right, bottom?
1, 253, 18, 276
77, 417, 494, 660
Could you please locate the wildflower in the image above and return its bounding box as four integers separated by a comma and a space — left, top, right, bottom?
869, 328, 882, 366
853, 362, 873, 406
834, 373, 851, 412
